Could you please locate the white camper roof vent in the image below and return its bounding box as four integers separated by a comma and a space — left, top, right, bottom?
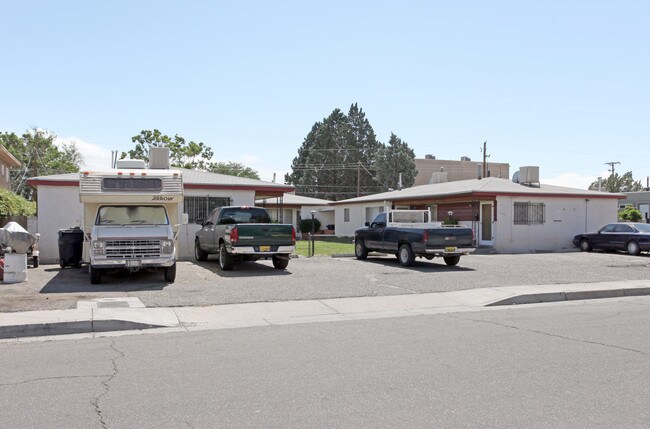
115, 159, 146, 169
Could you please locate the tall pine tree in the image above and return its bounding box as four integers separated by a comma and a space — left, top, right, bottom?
375, 133, 417, 190
286, 104, 390, 200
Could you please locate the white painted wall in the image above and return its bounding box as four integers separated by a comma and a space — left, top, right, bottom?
334, 202, 392, 236
35, 185, 84, 264
494, 196, 620, 253
333, 196, 620, 253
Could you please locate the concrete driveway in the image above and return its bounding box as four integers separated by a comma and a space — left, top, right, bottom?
1, 252, 650, 313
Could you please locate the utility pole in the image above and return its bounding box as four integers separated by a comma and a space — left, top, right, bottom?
605, 161, 620, 176
357, 161, 361, 197
481, 141, 490, 178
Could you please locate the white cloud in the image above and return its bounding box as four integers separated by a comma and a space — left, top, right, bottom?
55, 137, 113, 171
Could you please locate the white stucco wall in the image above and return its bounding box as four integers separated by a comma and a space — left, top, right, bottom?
333, 196, 620, 253
334, 202, 392, 236
493, 196, 620, 253
35, 185, 84, 264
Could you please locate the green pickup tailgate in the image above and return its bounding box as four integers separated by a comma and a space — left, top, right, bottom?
235, 224, 295, 246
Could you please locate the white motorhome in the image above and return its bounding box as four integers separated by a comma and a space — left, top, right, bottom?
79, 158, 187, 284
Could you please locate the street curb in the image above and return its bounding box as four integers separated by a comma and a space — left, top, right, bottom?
487, 287, 650, 306
0, 320, 165, 340
2, 283, 650, 340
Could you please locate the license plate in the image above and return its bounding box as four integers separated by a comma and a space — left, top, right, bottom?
126, 260, 141, 268
260, 246, 271, 252
445, 246, 457, 252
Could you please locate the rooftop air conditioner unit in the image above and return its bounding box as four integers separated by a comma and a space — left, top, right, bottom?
425, 154, 435, 160
149, 146, 171, 169
519, 166, 540, 184
461, 156, 471, 161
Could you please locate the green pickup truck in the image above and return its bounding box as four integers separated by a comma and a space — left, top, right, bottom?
194, 206, 296, 270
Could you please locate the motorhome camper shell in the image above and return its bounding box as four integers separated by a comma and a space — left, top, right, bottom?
79, 167, 184, 284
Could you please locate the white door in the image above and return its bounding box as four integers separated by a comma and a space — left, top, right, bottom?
480, 203, 494, 246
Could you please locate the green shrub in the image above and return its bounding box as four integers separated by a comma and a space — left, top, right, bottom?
619, 204, 642, 222
299, 218, 321, 233
0, 188, 36, 216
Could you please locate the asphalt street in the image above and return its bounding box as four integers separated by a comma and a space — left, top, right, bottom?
1, 252, 650, 312
1, 296, 649, 428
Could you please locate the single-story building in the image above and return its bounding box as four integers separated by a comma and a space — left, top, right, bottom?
621, 191, 650, 222
256, 193, 333, 237
27, 169, 294, 263
331, 177, 624, 253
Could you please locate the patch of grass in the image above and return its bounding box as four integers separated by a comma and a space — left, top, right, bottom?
294, 239, 354, 257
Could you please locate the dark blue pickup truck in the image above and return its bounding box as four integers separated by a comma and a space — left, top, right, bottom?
354, 210, 475, 267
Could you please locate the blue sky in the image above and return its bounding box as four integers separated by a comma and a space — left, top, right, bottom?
1, 1, 648, 189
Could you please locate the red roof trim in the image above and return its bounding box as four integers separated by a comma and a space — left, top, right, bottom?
26, 179, 79, 187
183, 184, 294, 192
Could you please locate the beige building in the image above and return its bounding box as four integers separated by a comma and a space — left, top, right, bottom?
414, 155, 510, 186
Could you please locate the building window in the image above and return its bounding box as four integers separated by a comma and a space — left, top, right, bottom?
344, 208, 350, 222
184, 196, 231, 223
513, 202, 545, 225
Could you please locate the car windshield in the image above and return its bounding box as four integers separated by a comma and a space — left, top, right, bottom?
96, 205, 169, 225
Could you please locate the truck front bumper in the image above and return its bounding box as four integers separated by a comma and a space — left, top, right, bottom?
90, 257, 176, 270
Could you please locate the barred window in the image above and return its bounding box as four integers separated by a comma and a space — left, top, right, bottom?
184, 196, 231, 223
513, 202, 545, 225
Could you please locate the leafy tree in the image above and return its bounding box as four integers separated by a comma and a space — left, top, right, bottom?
286, 103, 404, 200
124, 129, 214, 170
374, 133, 417, 190
588, 171, 643, 192
0, 187, 36, 216
209, 161, 260, 179
619, 204, 642, 222
0, 128, 83, 200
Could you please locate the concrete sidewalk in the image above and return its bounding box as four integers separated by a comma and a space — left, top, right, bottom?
1, 280, 649, 341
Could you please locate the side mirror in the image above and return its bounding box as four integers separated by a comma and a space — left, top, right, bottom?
181, 213, 189, 225
364, 222, 370, 227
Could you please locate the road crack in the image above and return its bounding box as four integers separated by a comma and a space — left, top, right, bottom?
93, 338, 125, 429
0, 375, 108, 387
445, 314, 650, 357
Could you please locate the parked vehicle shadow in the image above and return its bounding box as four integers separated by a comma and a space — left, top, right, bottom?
356, 256, 475, 272
192, 259, 293, 278
40, 266, 171, 293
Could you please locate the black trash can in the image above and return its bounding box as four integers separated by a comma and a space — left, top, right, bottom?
58, 227, 84, 268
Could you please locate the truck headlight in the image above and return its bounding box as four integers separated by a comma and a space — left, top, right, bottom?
161, 240, 173, 254
92, 241, 104, 255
